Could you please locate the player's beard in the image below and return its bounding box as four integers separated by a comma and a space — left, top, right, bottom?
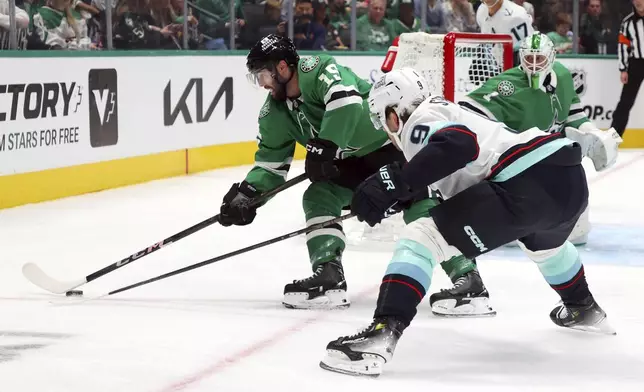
271, 69, 295, 102
271, 79, 288, 102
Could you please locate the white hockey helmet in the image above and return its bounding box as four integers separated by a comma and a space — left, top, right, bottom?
368, 67, 430, 149
519, 32, 556, 89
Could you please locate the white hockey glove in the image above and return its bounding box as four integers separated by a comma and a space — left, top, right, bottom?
564, 123, 623, 172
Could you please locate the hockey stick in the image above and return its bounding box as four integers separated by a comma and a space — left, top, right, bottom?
22, 173, 309, 294
101, 213, 355, 298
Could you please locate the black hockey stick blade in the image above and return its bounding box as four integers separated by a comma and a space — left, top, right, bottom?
22, 173, 309, 294
105, 213, 356, 297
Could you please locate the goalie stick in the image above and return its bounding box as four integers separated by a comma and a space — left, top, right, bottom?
102, 213, 355, 298
22, 173, 309, 294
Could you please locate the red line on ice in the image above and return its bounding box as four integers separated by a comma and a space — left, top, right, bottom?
159, 285, 378, 391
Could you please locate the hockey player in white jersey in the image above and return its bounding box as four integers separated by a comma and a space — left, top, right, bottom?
319, 68, 614, 377
477, 0, 534, 64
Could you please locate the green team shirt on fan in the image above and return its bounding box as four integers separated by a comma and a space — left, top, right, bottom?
245, 54, 389, 192
392, 17, 428, 36
461, 61, 590, 134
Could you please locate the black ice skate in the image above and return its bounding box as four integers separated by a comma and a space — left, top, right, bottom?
550, 297, 616, 335
282, 260, 349, 309
319, 317, 405, 377
429, 269, 496, 317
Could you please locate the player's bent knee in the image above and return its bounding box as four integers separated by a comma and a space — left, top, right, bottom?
518, 241, 582, 285
399, 217, 462, 264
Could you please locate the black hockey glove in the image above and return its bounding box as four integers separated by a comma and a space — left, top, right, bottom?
219, 181, 261, 227
351, 163, 413, 227
305, 137, 341, 182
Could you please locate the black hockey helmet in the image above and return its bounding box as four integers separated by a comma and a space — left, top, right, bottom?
246, 34, 300, 75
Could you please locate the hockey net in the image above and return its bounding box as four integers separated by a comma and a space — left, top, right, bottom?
345, 32, 514, 251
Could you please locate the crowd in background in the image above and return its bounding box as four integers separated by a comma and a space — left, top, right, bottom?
0, 0, 636, 53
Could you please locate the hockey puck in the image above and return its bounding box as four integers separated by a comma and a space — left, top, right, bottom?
66, 290, 83, 297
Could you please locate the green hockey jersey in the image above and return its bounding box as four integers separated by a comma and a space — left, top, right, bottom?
245, 54, 389, 192
460, 61, 589, 134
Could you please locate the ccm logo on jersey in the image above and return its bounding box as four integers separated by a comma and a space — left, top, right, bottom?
379, 166, 396, 190
464, 226, 488, 252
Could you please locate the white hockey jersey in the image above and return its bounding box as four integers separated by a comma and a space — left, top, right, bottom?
476, 0, 534, 49
399, 96, 574, 199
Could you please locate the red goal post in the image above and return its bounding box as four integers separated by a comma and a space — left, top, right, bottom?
382, 32, 515, 102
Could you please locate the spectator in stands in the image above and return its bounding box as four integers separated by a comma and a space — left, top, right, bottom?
1, 0, 30, 30
512, 0, 534, 20
329, 0, 348, 28
113, 0, 178, 49
0, 0, 30, 49
32, 0, 93, 49
290, 0, 325, 49
538, 0, 562, 33
170, 0, 199, 26
547, 12, 574, 54
414, 0, 446, 33
74, 0, 99, 17
329, 0, 351, 46
580, 0, 610, 54
324, 17, 348, 50
240, 0, 281, 47
147, 0, 199, 48
393, 0, 425, 35
386, 0, 400, 19
443, 0, 477, 32
72, 0, 109, 48
195, 0, 245, 49
355, 0, 395, 51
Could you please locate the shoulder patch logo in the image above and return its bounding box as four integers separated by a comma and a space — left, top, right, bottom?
259, 101, 270, 118
300, 56, 321, 73
570, 69, 587, 97
497, 80, 515, 97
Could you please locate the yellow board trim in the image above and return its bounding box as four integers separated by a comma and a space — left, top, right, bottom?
186, 141, 306, 174
0, 141, 308, 210
621, 129, 644, 148
2, 129, 642, 210
0, 150, 186, 210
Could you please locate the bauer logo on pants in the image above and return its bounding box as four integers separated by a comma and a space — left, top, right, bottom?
88, 69, 118, 148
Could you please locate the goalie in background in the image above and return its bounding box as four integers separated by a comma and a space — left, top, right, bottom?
460, 32, 623, 248
319, 68, 614, 378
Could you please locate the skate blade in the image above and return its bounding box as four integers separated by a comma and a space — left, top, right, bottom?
564, 317, 617, 336
319, 350, 384, 377
431, 297, 497, 318
282, 290, 350, 310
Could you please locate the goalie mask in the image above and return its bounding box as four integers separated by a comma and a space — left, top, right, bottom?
368, 68, 430, 149
519, 32, 556, 89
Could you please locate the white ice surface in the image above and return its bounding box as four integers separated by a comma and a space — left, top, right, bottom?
1, 152, 644, 392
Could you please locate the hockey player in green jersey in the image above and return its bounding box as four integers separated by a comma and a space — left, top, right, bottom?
426, 32, 622, 317
218, 35, 486, 311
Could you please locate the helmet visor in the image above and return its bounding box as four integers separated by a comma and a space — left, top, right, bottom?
246, 68, 274, 89
369, 111, 384, 130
